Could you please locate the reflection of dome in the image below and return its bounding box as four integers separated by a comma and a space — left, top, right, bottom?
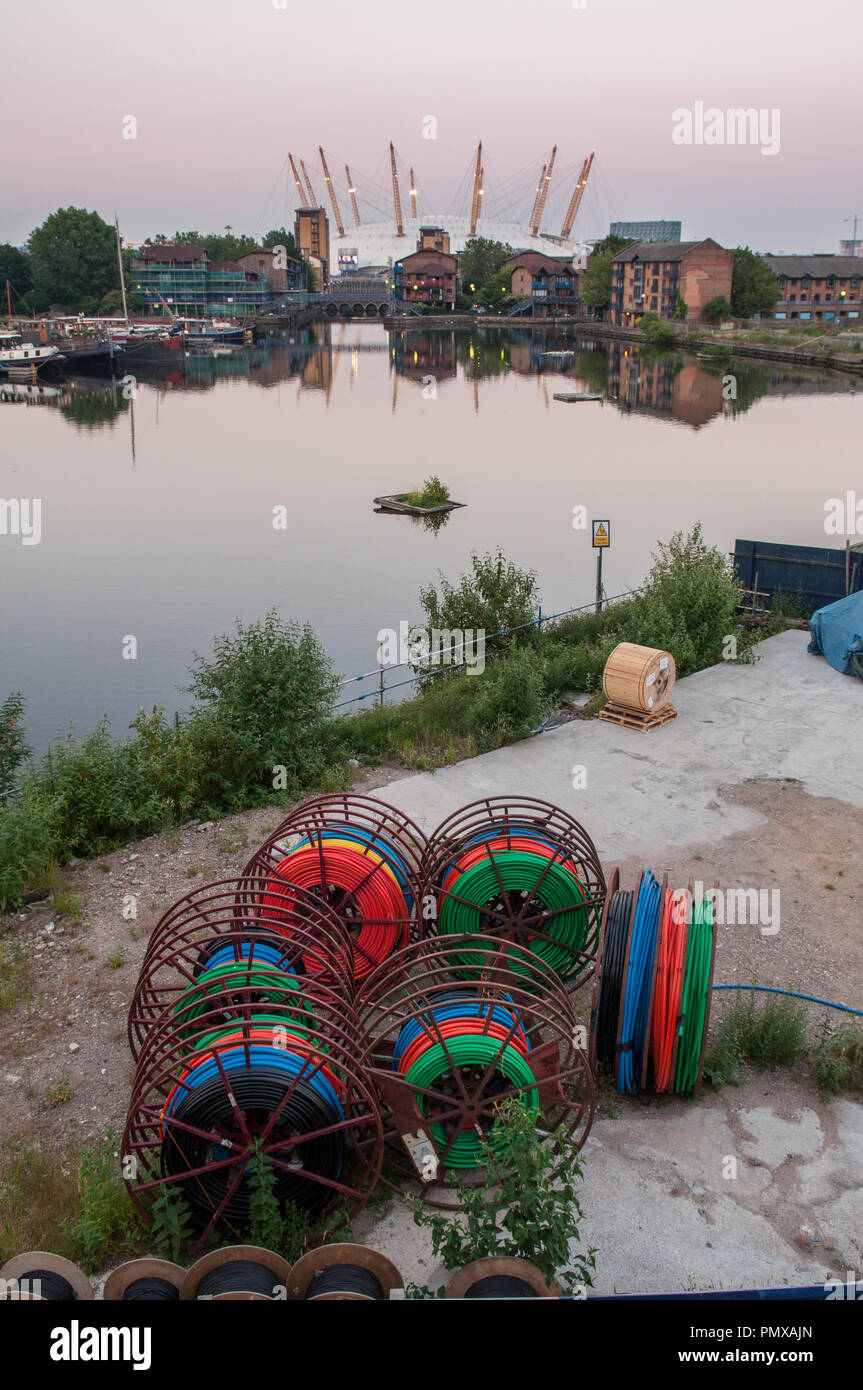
330, 215, 589, 277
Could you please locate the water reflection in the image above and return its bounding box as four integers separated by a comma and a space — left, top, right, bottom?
3, 324, 857, 436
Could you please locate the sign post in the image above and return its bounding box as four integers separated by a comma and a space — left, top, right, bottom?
592, 519, 610, 613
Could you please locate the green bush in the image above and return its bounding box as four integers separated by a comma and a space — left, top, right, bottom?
67, 1130, 149, 1273
628, 523, 746, 673
707, 989, 807, 1079
640, 313, 677, 347
472, 645, 548, 741
418, 549, 538, 679
0, 692, 31, 799
0, 789, 57, 909
814, 1018, 863, 1097
183, 610, 340, 802
29, 719, 169, 858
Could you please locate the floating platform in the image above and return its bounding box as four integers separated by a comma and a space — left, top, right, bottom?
553, 392, 603, 403
597, 701, 678, 732
373, 495, 466, 516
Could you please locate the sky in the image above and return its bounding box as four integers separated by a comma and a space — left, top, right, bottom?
2, 0, 860, 252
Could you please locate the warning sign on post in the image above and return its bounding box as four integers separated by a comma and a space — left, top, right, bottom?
592, 520, 610, 548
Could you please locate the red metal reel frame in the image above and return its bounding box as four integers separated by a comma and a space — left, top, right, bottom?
130, 976, 367, 1100
240, 794, 431, 978
122, 1014, 384, 1253
356, 934, 595, 1209
421, 796, 607, 992
128, 878, 354, 1060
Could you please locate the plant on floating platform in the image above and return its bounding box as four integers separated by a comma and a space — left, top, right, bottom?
412, 1097, 596, 1296
399, 475, 451, 509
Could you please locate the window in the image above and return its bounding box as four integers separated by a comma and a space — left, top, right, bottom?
853, 278, 860, 288
801, 277, 810, 288
814, 294, 820, 303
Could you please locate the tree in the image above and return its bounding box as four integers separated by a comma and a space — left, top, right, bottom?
580, 235, 633, 312
640, 312, 676, 347
27, 207, 118, 312
731, 247, 779, 319
703, 295, 731, 324
674, 293, 688, 320
478, 265, 514, 313
0, 245, 33, 310
458, 237, 513, 296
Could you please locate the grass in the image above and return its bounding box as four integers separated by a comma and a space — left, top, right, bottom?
814, 1018, 863, 1097
0, 1129, 149, 1271
106, 946, 125, 969
702, 990, 807, 1087
46, 1073, 72, 1108
50, 889, 83, 920
0, 938, 33, 1013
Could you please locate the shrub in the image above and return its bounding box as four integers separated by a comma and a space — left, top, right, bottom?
184, 610, 339, 802
418, 549, 538, 677
703, 295, 731, 324
709, 989, 807, 1077
473, 645, 548, 741
0, 789, 58, 909
0, 692, 31, 799
29, 719, 169, 858
640, 313, 677, 347
401, 475, 450, 508
628, 523, 745, 673
413, 1097, 596, 1296
67, 1130, 149, 1272
814, 1018, 863, 1097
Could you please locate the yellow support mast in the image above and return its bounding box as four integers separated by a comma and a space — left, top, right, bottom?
289, 154, 308, 208
530, 144, 556, 237
390, 142, 404, 236
345, 165, 361, 227
560, 151, 595, 239
469, 141, 483, 236
319, 147, 345, 237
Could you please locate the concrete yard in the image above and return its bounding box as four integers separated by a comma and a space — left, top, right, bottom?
360, 631, 863, 1293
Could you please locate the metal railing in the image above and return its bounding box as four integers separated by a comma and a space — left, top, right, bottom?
334, 586, 644, 713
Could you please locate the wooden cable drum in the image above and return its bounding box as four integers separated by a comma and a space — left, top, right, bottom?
602, 643, 676, 713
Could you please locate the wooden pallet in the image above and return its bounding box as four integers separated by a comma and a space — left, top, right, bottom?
598, 701, 678, 731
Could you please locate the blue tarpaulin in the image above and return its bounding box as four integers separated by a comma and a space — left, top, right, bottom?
808, 590, 863, 677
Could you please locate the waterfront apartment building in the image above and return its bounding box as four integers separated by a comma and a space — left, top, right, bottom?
294, 208, 330, 288
609, 239, 733, 325
235, 247, 303, 295
132, 244, 273, 316
764, 255, 862, 322
394, 248, 458, 308
505, 251, 578, 315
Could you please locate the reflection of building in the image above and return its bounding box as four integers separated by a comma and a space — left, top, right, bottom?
392, 330, 457, 382
394, 231, 458, 308
505, 251, 578, 315
133, 244, 272, 315
605, 343, 724, 427
764, 255, 863, 322
294, 208, 330, 288
610, 220, 681, 243
610, 239, 733, 325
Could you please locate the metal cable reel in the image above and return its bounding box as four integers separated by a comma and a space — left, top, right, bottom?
128, 876, 355, 1059
241, 794, 429, 989
122, 994, 383, 1250
357, 933, 595, 1209
422, 796, 606, 991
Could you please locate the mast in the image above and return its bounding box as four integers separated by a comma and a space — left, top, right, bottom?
560, 151, 595, 239
114, 214, 129, 324
530, 145, 556, 237
300, 159, 317, 206
390, 143, 404, 236
289, 154, 309, 207
319, 147, 345, 237
469, 142, 483, 236
409, 168, 417, 220
345, 165, 361, 227
528, 162, 547, 234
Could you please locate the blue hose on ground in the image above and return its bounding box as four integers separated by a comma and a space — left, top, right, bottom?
712, 984, 863, 1017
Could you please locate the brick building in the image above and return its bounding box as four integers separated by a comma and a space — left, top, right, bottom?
610, 239, 733, 325
133, 244, 270, 316
764, 255, 862, 322
235, 247, 303, 294
394, 248, 458, 308
505, 250, 578, 315
294, 208, 330, 288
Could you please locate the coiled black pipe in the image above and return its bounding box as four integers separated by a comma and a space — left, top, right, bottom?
122, 1277, 180, 1301
197, 1261, 280, 1299
464, 1275, 539, 1299
596, 890, 633, 1068
162, 1066, 345, 1221
15, 1269, 76, 1300
305, 1264, 385, 1300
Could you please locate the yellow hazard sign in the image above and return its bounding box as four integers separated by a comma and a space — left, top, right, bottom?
592, 520, 610, 548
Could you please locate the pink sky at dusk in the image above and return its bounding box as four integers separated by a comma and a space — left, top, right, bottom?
2, 0, 859, 251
